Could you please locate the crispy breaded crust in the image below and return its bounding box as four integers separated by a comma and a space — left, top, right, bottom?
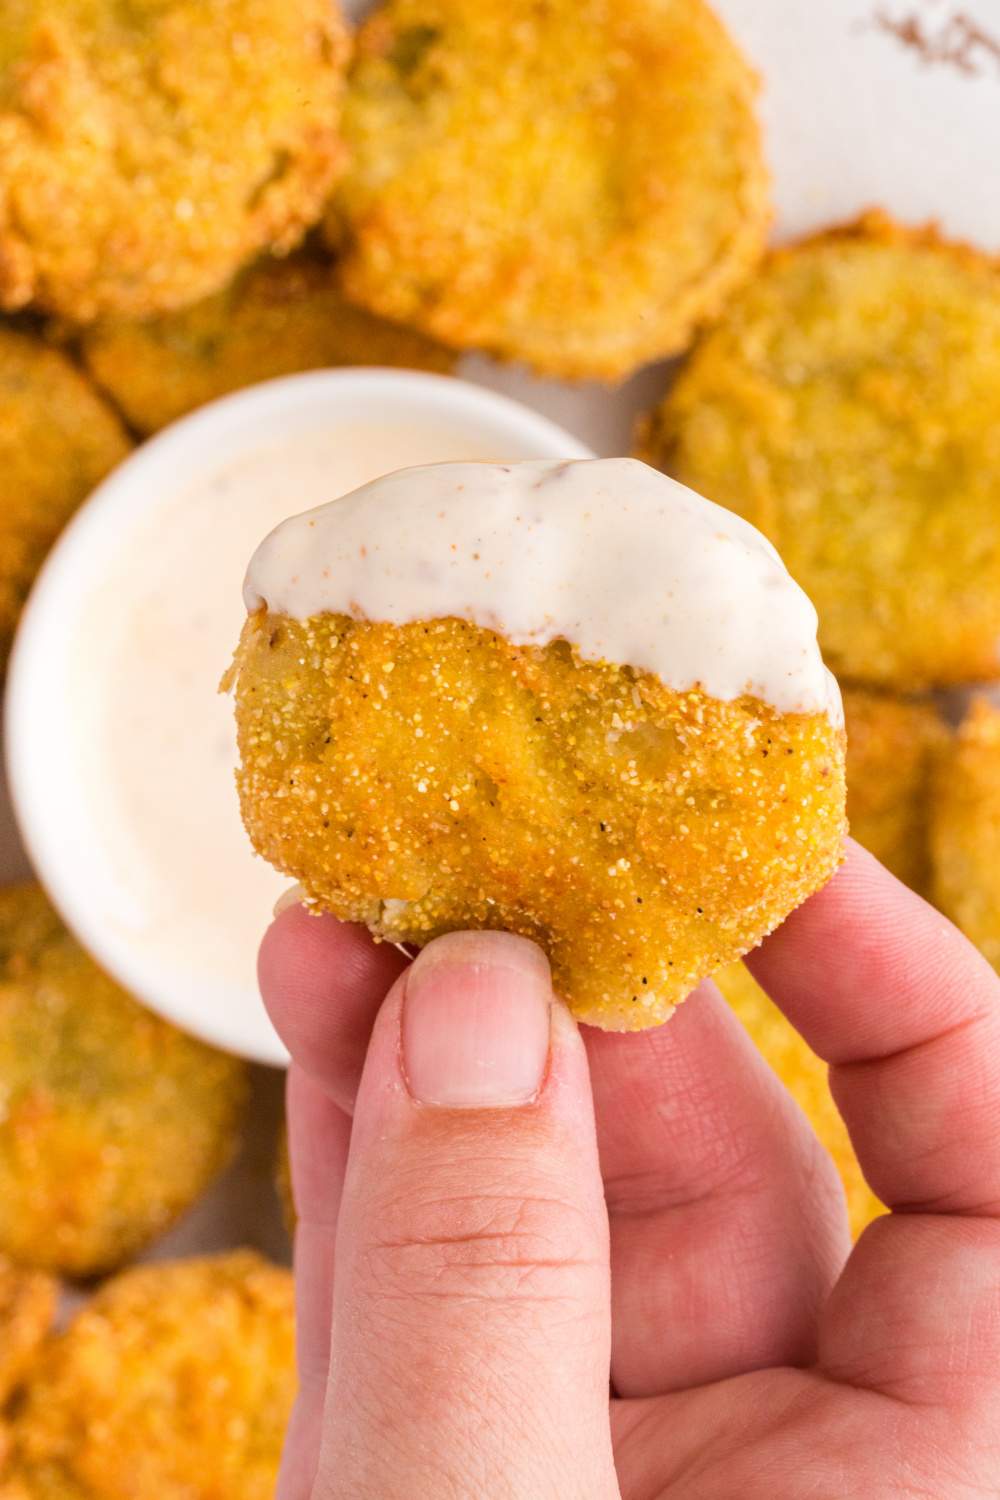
0, 1, 350, 321
715, 963, 883, 1239
641, 212, 1000, 689
843, 686, 945, 893
0, 1257, 56, 1407
931, 697, 1000, 972
232, 614, 845, 1030
5, 1254, 294, 1500
0, 327, 129, 672
81, 249, 455, 435
0, 885, 248, 1277
328, 0, 769, 380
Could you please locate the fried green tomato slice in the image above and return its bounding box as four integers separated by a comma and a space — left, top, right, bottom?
81, 249, 456, 435
930, 698, 1000, 972
640, 213, 1000, 689
715, 964, 883, 1239
231, 614, 845, 1030
0, 327, 130, 673
327, 0, 769, 380
4, 1253, 294, 1500
843, 687, 944, 894
0, 884, 248, 1278
0, 1257, 56, 1407
0, 0, 349, 322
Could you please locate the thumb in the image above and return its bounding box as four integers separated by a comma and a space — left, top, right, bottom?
315, 931, 619, 1500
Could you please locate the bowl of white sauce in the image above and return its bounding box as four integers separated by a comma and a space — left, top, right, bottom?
5, 370, 592, 1065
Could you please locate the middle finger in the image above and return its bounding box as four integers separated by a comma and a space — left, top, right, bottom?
586, 982, 850, 1397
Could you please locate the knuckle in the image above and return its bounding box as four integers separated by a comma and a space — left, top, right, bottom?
362, 1173, 602, 1308
604, 1132, 768, 1219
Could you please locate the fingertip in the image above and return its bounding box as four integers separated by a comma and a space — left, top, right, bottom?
747, 837, 999, 1064
258, 902, 319, 1004
258, 906, 408, 1103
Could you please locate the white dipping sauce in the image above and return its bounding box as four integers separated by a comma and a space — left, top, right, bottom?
73, 425, 509, 1019
246, 457, 842, 722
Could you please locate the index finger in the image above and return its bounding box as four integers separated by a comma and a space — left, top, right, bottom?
748, 839, 1000, 1220
749, 840, 1000, 1406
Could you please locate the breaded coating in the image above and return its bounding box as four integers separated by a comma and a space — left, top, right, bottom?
0, 327, 129, 672
0, 0, 349, 322
328, 0, 769, 380
0, 884, 248, 1278
0, 1257, 56, 1406
715, 964, 883, 1239
81, 249, 455, 436
930, 698, 1000, 971
640, 214, 1000, 689
4, 1253, 294, 1500
231, 615, 845, 1030
0, 1477, 35, 1500
843, 687, 944, 893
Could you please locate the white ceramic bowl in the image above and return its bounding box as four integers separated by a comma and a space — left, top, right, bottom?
6, 370, 592, 1066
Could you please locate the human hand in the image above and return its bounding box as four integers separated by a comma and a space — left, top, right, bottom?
261, 842, 1000, 1498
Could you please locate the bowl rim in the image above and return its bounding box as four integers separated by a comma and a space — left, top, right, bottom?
5, 367, 594, 1065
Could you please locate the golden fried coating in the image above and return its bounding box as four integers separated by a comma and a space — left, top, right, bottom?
0, 884, 248, 1278
0, 1257, 56, 1406
641, 214, 1000, 689
81, 249, 455, 436
0, 1476, 36, 1500
715, 964, 883, 1239
327, 0, 768, 380
231, 614, 845, 1030
0, 327, 129, 672
4, 1253, 294, 1500
930, 698, 1000, 971
843, 687, 944, 893
0, 0, 349, 322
